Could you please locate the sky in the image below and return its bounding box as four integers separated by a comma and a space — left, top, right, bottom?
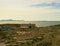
0, 0, 60, 21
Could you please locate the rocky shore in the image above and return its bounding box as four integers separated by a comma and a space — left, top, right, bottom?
0, 24, 60, 46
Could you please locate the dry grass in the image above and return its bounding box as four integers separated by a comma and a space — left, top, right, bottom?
0, 24, 60, 46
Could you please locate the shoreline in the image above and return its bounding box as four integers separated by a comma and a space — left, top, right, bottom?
0, 24, 60, 46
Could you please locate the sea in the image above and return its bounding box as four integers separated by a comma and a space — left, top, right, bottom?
0, 20, 60, 27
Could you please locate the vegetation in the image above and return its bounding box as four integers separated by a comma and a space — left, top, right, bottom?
0, 24, 60, 46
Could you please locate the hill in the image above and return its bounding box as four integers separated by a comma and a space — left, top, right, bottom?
0, 24, 60, 46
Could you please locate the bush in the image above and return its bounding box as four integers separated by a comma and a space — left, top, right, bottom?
36, 42, 52, 46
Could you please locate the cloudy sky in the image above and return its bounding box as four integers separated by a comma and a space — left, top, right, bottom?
0, 0, 60, 21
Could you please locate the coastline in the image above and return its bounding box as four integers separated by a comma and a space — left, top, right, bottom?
0, 24, 60, 46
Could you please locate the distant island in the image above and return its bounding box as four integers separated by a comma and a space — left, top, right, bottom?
0, 19, 24, 21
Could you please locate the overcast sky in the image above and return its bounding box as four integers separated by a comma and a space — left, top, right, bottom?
0, 0, 60, 21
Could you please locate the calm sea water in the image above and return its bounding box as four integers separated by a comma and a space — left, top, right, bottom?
29, 21, 60, 27
0, 21, 60, 27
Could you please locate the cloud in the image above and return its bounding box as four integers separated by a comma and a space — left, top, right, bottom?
32, 2, 60, 8
0, 0, 60, 21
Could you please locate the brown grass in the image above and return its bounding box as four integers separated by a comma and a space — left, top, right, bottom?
0, 24, 60, 46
